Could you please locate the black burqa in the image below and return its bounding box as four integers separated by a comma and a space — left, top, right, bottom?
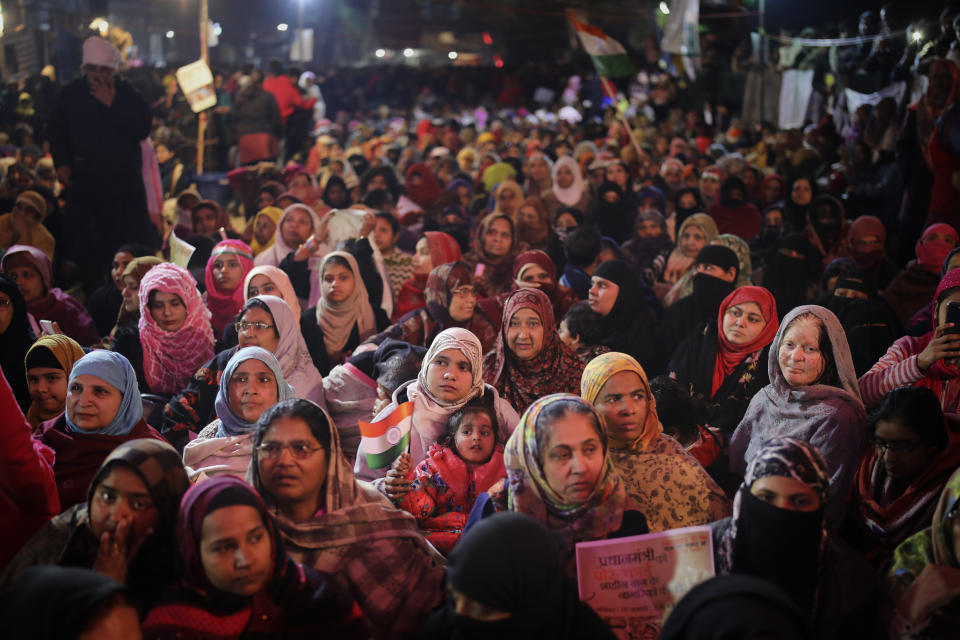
660, 574, 807, 640
593, 181, 635, 243
49, 75, 158, 294
594, 259, 659, 366
762, 233, 821, 320
0, 274, 36, 410
4, 565, 129, 640
416, 512, 616, 640
655, 272, 736, 375
825, 275, 901, 376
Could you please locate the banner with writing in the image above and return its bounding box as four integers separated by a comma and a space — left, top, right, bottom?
168, 229, 197, 269
575, 525, 715, 639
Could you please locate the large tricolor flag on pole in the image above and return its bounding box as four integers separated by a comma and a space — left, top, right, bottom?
359, 401, 414, 469
568, 11, 636, 78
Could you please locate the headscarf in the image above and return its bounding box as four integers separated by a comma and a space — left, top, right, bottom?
913, 59, 960, 151
516, 196, 551, 248
5, 566, 130, 640
423, 230, 462, 266
714, 287, 779, 396
713, 234, 753, 286
177, 475, 286, 598
663, 214, 719, 284
673, 187, 705, 230
424, 261, 475, 327
470, 212, 519, 266
248, 206, 284, 256
89, 438, 190, 527
405, 163, 444, 209
592, 260, 658, 360
24, 334, 85, 428
404, 327, 485, 446
717, 437, 829, 613
256, 295, 324, 403
551, 155, 585, 207
492, 180, 524, 222
762, 233, 821, 319
0, 273, 35, 409
138, 263, 216, 395
910, 269, 960, 402
581, 351, 662, 452
481, 162, 517, 193
243, 265, 301, 318
320, 175, 350, 209
65, 351, 143, 436
759, 173, 787, 209
115, 257, 163, 327
483, 288, 584, 412
594, 181, 634, 242
501, 394, 627, 560
254, 203, 322, 271
443, 512, 604, 638
291, 170, 320, 205
844, 215, 887, 271
916, 223, 959, 272
214, 347, 294, 437
192, 199, 234, 236
247, 399, 445, 637
204, 239, 255, 337
660, 575, 806, 640
315, 251, 377, 359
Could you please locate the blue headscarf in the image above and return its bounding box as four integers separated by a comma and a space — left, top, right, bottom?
65, 351, 143, 436
214, 346, 294, 437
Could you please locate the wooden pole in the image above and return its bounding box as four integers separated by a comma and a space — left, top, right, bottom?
601, 77, 646, 163
197, 0, 209, 174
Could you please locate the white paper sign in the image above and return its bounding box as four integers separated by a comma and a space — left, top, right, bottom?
176, 60, 216, 113
576, 525, 715, 639
168, 229, 197, 269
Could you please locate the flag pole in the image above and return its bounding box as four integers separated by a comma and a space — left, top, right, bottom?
196, 0, 209, 175
601, 77, 647, 163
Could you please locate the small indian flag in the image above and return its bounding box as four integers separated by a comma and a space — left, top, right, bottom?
359, 401, 414, 469
568, 11, 636, 79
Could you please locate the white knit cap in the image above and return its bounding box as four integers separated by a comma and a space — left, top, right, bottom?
82, 37, 121, 70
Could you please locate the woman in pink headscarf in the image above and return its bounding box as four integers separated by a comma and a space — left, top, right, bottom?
113, 262, 215, 394
203, 239, 255, 338
882, 223, 959, 327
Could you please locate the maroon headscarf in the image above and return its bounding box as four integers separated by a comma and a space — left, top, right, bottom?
177, 475, 287, 596
405, 163, 444, 209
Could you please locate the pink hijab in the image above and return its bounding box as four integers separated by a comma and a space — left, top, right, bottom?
138, 263, 216, 394
204, 240, 254, 337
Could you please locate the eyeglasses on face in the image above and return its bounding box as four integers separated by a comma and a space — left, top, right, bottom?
450, 285, 477, 298
235, 321, 275, 333
873, 437, 921, 455
258, 441, 323, 459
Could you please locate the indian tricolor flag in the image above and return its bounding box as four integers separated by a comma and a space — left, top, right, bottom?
568, 11, 636, 78
359, 401, 414, 469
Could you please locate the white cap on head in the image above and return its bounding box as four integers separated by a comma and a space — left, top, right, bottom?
82, 37, 121, 70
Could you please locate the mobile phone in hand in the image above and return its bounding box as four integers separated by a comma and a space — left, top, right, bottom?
946, 301, 960, 334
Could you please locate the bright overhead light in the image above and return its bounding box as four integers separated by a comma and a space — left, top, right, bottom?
212, 22, 222, 37
659, 1, 670, 14
448, 51, 458, 60
403, 48, 415, 57
165, 30, 175, 39
277, 23, 289, 32
375, 48, 386, 58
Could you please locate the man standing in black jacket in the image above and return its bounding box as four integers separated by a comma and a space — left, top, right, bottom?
49, 36, 157, 295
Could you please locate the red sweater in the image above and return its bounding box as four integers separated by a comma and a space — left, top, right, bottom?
0, 371, 59, 572
261, 76, 316, 124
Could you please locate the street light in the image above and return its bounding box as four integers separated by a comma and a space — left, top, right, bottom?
402, 48, 414, 57
165, 30, 175, 39
277, 23, 289, 32
448, 51, 458, 60
659, 1, 670, 14
375, 49, 386, 58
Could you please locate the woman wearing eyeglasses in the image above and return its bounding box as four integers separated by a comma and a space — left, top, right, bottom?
183, 347, 294, 481
249, 398, 445, 639
847, 386, 960, 569
162, 295, 324, 452
112, 262, 215, 395
368, 261, 499, 355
